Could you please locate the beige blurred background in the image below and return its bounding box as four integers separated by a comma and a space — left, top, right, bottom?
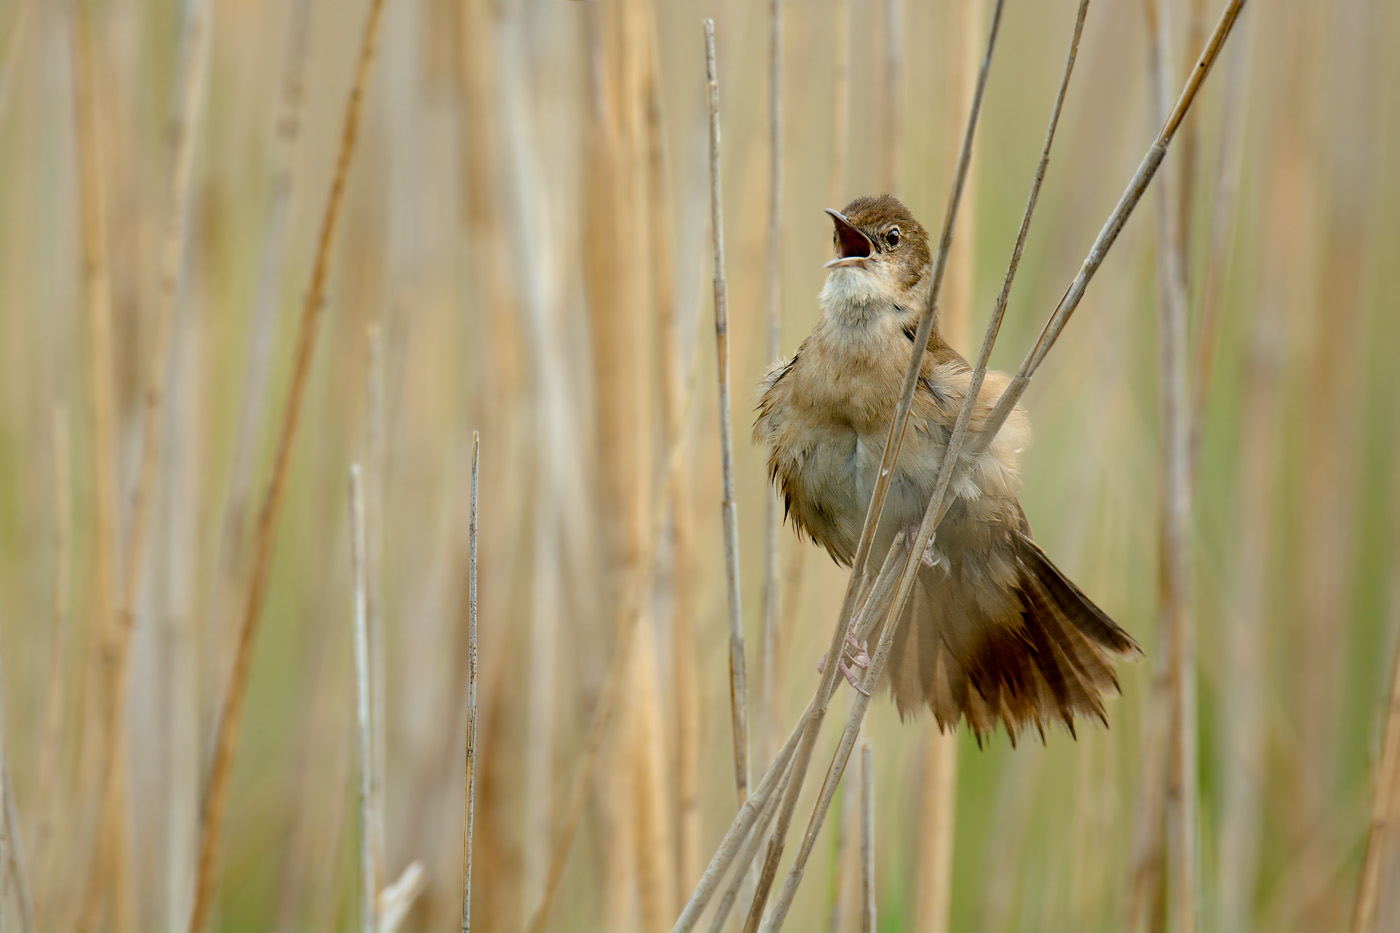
0, 0, 1397, 930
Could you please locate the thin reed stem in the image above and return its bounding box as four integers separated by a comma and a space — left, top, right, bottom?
462, 433, 479, 933
34, 404, 70, 923
68, 8, 120, 926
188, 0, 389, 926
671, 707, 809, 932
705, 18, 751, 807
349, 465, 376, 933
1143, 1, 1201, 928
859, 741, 875, 933
760, 0, 784, 771
364, 324, 387, 904
84, 0, 213, 919
706, 751, 795, 933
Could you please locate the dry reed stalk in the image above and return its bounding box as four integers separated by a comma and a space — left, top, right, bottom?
758, 4, 1248, 927
1143, 2, 1200, 928
188, 0, 389, 926
638, 2, 702, 902
527, 178, 711, 933
68, 8, 120, 927
705, 18, 752, 808
1215, 228, 1283, 933
760, 0, 784, 772
208, 0, 312, 710
829, 0, 851, 204
461, 433, 479, 933
826, 771, 856, 933
82, 0, 213, 920
364, 324, 387, 905
578, 0, 673, 924
672, 700, 812, 932
859, 741, 874, 933
707, 757, 793, 933
349, 465, 376, 933
913, 730, 957, 933
881, 0, 903, 193
34, 403, 70, 923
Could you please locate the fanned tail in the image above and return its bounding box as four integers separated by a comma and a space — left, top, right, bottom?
884, 532, 1140, 744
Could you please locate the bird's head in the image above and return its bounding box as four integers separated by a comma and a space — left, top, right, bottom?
820, 194, 931, 327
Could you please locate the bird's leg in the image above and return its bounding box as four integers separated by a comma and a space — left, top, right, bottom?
903, 523, 939, 568
817, 607, 872, 693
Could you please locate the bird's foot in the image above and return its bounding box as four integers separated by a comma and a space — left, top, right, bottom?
817, 615, 871, 694
903, 523, 938, 568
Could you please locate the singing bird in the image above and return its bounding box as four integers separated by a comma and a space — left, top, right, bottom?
755, 194, 1139, 742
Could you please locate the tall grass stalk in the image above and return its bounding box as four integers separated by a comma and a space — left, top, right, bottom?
705, 17, 752, 809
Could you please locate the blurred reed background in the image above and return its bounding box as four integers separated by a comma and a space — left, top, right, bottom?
0, 0, 1397, 930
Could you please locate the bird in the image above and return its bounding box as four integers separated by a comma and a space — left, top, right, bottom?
754, 193, 1139, 744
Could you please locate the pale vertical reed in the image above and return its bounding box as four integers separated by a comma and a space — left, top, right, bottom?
34, 404, 69, 927
462, 433, 479, 933
1144, 2, 1201, 928
364, 324, 387, 905
760, 0, 784, 771
645, 24, 703, 902
68, 7, 119, 926
1216, 211, 1282, 933
84, 0, 212, 920
349, 465, 375, 933
859, 742, 874, 933
580, 0, 672, 924
188, 0, 389, 926
1203, 16, 1256, 933
705, 17, 752, 810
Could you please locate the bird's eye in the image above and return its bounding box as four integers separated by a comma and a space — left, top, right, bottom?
885, 227, 901, 249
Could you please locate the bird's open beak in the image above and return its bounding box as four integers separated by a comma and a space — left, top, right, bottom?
824, 209, 874, 268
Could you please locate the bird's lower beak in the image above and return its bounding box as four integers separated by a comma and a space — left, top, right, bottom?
824, 209, 873, 268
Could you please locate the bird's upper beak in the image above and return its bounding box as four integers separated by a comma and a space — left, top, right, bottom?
824, 209, 874, 268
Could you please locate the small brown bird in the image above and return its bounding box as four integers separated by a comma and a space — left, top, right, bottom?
755, 194, 1139, 743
